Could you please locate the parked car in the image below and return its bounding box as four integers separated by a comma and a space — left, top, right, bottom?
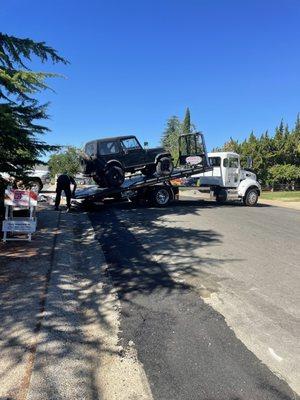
0, 168, 50, 193
24, 168, 51, 192
81, 135, 173, 187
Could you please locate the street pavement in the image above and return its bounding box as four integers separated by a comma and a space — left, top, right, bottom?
1, 198, 299, 399
90, 198, 300, 399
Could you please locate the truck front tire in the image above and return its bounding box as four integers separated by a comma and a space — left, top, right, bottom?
243, 188, 259, 206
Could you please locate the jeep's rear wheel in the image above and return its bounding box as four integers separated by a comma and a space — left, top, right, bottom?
156, 157, 174, 176
105, 165, 125, 188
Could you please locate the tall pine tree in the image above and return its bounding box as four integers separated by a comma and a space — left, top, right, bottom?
161, 116, 181, 161
0, 33, 68, 174
182, 107, 191, 134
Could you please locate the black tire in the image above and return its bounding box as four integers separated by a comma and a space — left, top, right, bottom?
215, 189, 227, 204
150, 186, 173, 207
28, 180, 43, 192
243, 188, 259, 206
156, 157, 174, 176
105, 165, 125, 188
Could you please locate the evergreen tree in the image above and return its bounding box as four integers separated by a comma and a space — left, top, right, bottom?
182, 107, 191, 134
217, 115, 300, 187
294, 113, 300, 134
161, 116, 182, 161
0, 33, 68, 174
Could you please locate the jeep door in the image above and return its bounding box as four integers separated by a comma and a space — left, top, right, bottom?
120, 137, 145, 168
97, 140, 123, 165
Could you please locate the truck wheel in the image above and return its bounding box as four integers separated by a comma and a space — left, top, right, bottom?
243, 188, 258, 206
156, 157, 174, 176
216, 189, 227, 204
150, 186, 172, 207
105, 165, 125, 188
28, 180, 43, 192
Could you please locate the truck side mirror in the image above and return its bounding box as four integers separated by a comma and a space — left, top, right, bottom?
246, 156, 253, 169
144, 142, 149, 148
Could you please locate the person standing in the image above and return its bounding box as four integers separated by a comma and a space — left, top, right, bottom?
54, 173, 77, 211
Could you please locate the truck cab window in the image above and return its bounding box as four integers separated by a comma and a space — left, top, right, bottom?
229, 157, 239, 168
209, 157, 221, 167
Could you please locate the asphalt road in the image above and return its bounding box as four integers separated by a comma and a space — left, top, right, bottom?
89, 198, 300, 400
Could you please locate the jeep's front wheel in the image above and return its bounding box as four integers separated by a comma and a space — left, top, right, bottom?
105, 165, 125, 188
156, 157, 174, 176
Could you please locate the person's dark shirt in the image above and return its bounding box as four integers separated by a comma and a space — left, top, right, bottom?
56, 174, 76, 190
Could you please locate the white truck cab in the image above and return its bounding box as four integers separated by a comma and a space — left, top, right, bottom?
193, 152, 261, 206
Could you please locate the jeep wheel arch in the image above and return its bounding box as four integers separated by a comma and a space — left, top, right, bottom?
105, 159, 124, 171
155, 153, 172, 164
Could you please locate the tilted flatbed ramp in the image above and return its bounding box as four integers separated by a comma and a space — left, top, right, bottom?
74, 164, 212, 204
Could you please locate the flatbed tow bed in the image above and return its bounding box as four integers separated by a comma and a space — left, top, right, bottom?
73, 164, 212, 207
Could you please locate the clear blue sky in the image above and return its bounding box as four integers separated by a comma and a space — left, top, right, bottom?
1, 0, 300, 151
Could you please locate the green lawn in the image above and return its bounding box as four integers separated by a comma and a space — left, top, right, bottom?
261, 191, 300, 202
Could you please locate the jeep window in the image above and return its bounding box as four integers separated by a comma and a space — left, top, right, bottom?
223, 158, 229, 167
85, 142, 96, 157
229, 157, 239, 168
99, 141, 119, 155
209, 157, 221, 167
121, 138, 141, 150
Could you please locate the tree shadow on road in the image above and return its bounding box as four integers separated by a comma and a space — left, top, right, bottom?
88, 199, 241, 309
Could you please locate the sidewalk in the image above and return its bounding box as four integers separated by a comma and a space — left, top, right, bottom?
258, 198, 300, 210
0, 205, 152, 400
179, 189, 300, 210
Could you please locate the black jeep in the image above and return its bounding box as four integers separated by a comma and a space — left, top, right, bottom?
81, 135, 173, 188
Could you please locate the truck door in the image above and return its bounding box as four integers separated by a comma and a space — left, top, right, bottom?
224, 156, 240, 187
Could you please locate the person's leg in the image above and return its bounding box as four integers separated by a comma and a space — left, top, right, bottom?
65, 187, 72, 210
55, 188, 62, 209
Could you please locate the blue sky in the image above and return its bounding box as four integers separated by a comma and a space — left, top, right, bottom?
1, 0, 300, 152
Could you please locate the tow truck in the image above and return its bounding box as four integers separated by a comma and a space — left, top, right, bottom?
175, 149, 261, 206
74, 132, 212, 207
